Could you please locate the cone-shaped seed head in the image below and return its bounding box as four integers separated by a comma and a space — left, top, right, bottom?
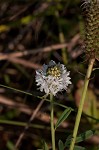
82, 0, 99, 60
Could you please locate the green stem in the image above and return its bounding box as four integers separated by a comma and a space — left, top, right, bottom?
0, 119, 49, 129
0, 84, 33, 96
50, 94, 55, 150
69, 58, 95, 150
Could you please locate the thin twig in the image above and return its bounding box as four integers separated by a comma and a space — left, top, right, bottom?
0, 43, 67, 60
8, 57, 42, 69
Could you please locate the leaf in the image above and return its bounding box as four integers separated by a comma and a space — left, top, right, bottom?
58, 140, 64, 150
75, 130, 95, 143
43, 141, 49, 150
74, 145, 86, 150
55, 108, 72, 129
65, 130, 95, 146
65, 134, 72, 146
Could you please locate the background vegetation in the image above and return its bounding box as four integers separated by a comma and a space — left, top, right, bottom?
0, 0, 99, 149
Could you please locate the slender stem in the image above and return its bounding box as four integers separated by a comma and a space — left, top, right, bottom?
69, 58, 95, 150
0, 119, 48, 129
0, 84, 33, 96
50, 94, 55, 150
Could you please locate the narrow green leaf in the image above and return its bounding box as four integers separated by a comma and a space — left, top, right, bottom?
55, 108, 72, 129
75, 130, 95, 143
74, 145, 86, 150
65, 130, 95, 146
43, 141, 49, 150
58, 140, 64, 150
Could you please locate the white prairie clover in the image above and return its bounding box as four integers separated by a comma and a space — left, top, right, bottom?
36, 60, 71, 96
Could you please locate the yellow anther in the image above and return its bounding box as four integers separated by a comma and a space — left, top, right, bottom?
47, 65, 61, 77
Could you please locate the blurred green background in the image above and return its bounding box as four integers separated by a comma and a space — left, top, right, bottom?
0, 0, 99, 149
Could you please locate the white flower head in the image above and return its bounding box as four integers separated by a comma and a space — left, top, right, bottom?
35, 60, 72, 96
